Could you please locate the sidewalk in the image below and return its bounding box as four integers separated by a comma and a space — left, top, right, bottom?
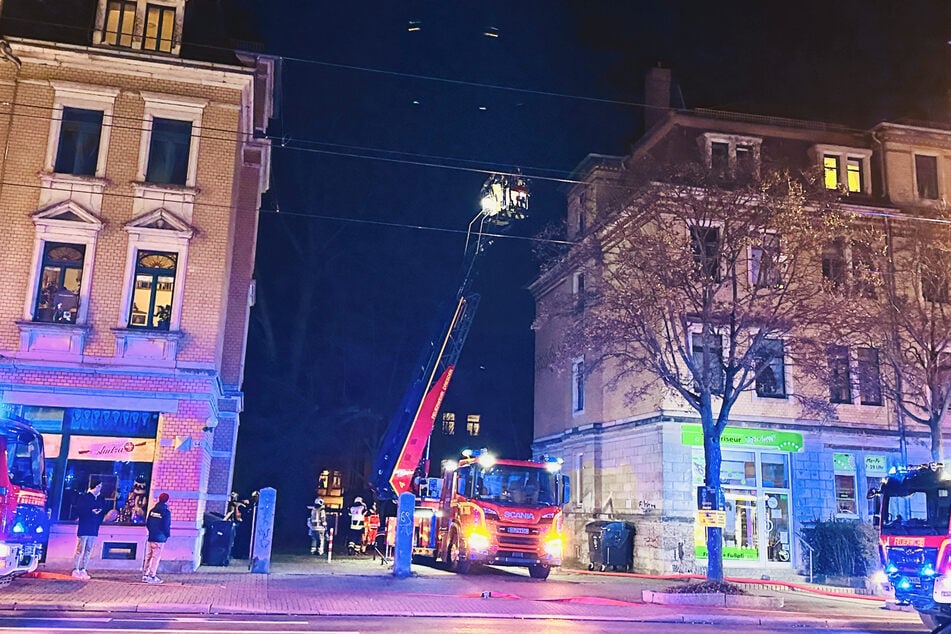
3, 554, 924, 629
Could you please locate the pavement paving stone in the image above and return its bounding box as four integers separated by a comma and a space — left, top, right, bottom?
0, 554, 925, 628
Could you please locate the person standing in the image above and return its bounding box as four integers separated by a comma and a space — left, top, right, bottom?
307, 498, 327, 555
72, 480, 104, 579
143, 493, 171, 584
348, 496, 367, 554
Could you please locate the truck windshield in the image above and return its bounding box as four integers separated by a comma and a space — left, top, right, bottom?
882, 487, 951, 536
475, 465, 557, 507
4, 428, 44, 490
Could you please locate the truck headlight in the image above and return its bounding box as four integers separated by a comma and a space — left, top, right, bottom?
0, 544, 10, 558
467, 527, 491, 552
543, 536, 563, 557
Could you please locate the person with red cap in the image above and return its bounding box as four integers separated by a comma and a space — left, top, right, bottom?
143, 492, 171, 583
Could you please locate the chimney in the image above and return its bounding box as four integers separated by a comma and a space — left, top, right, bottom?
644, 65, 672, 131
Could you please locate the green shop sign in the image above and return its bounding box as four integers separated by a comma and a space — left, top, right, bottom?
681, 424, 803, 453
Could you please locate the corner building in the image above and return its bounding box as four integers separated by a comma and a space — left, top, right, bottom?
0, 0, 273, 572
531, 70, 951, 578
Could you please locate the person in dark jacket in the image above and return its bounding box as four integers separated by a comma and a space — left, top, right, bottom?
143, 492, 171, 584
72, 480, 104, 579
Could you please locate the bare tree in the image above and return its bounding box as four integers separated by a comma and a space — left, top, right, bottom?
537, 162, 852, 581
855, 209, 951, 462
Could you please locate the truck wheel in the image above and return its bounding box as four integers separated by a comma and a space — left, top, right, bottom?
920, 613, 950, 630
529, 564, 551, 580
448, 534, 471, 575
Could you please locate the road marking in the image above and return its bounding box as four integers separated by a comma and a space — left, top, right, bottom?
0, 628, 358, 634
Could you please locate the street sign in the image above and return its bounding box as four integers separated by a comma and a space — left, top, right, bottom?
698, 510, 726, 528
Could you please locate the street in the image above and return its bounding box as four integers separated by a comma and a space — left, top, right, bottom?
0, 613, 929, 634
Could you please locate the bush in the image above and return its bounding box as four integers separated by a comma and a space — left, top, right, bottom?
801, 519, 879, 577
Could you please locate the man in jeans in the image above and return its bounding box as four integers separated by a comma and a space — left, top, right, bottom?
143, 493, 171, 583
72, 480, 104, 579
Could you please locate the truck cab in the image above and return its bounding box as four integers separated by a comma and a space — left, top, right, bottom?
0, 418, 48, 583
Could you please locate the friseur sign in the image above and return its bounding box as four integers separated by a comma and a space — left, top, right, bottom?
681, 424, 803, 453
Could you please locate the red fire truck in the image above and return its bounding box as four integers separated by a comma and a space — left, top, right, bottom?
872, 462, 951, 629
0, 416, 48, 584
413, 450, 570, 579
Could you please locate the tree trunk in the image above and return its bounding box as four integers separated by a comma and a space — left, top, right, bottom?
931, 420, 944, 462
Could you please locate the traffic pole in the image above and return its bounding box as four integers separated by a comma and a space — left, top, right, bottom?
327, 528, 334, 562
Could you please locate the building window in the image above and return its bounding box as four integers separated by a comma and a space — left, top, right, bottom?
571, 358, 585, 413
823, 155, 840, 190
128, 251, 177, 330
754, 339, 786, 398
145, 118, 192, 185
572, 271, 585, 309
575, 453, 584, 506
833, 453, 857, 516
921, 249, 949, 303
821, 239, 846, 288
103, 0, 136, 47
143, 4, 175, 52
700, 133, 761, 180
441, 412, 455, 435
735, 144, 755, 178
53, 108, 104, 176
33, 243, 85, 324
750, 233, 781, 288
466, 414, 480, 437
692, 330, 724, 393
711, 142, 729, 177
916, 154, 939, 200
857, 347, 883, 406
828, 345, 852, 404
846, 157, 863, 193
690, 225, 721, 282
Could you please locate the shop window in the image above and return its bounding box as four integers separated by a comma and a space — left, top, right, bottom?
834, 453, 857, 515
128, 250, 177, 330
754, 339, 786, 398
441, 412, 455, 435
145, 118, 192, 185
828, 345, 852, 404
760, 453, 789, 488
33, 243, 85, 324
59, 460, 153, 524
857, 347, 883, 406
721, 451, 756, 487
765, 493, 790, 562
466, 414, 480, 437
143, 4, 175, 52
54, 108, 104, 176
916, 154, 939, 200
571, 358, 585, 413
103, 0, 136, 47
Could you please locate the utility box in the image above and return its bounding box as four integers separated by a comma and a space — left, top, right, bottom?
585, 520, 635, 572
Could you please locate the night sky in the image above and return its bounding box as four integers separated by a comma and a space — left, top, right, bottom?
231, 1, 950, 548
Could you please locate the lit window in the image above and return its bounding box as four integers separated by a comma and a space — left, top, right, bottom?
915, 154, 939, 200
754, 339, 786, 398
828, 345, 852, 404
857, 347, 882, 406
441, 412, 455, 436
54, 108, 103, 176
33, 243, 85, 324
823, 155, 839, 189
571, 358, 585, 413
128, 251, 177, 330
466, 414, 480, 437
846, 157, 863, 193
103, 0, 136, 47
833, 453, 857, 515
145, 118, 192, 185
144, 4, 175, 52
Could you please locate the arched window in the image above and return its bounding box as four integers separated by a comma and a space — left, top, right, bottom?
34, 243, 85, 324
128, 251, 177, 330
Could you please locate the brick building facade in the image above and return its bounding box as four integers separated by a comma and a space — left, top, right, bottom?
0, 0, 273, 572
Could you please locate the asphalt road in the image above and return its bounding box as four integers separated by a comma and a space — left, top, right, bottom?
0, 613, 929, 634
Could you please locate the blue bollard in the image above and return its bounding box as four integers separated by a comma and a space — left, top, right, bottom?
393, 492, 415, 578
250, 487, 276, 574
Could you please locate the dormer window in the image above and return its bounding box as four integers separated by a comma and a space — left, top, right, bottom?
812, 145, 871, 194
96, 0, 184, 56
699, 133, 762, 180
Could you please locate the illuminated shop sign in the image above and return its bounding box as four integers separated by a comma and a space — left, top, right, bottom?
680, 424, 803, 452
67, 436, 156, 462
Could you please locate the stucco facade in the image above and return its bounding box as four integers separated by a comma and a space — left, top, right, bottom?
0, 0, 272, 572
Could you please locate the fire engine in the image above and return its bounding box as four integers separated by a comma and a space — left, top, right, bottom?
0, 416, 49, 584
369, 175, 570, 579
871, 462, 951, 629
